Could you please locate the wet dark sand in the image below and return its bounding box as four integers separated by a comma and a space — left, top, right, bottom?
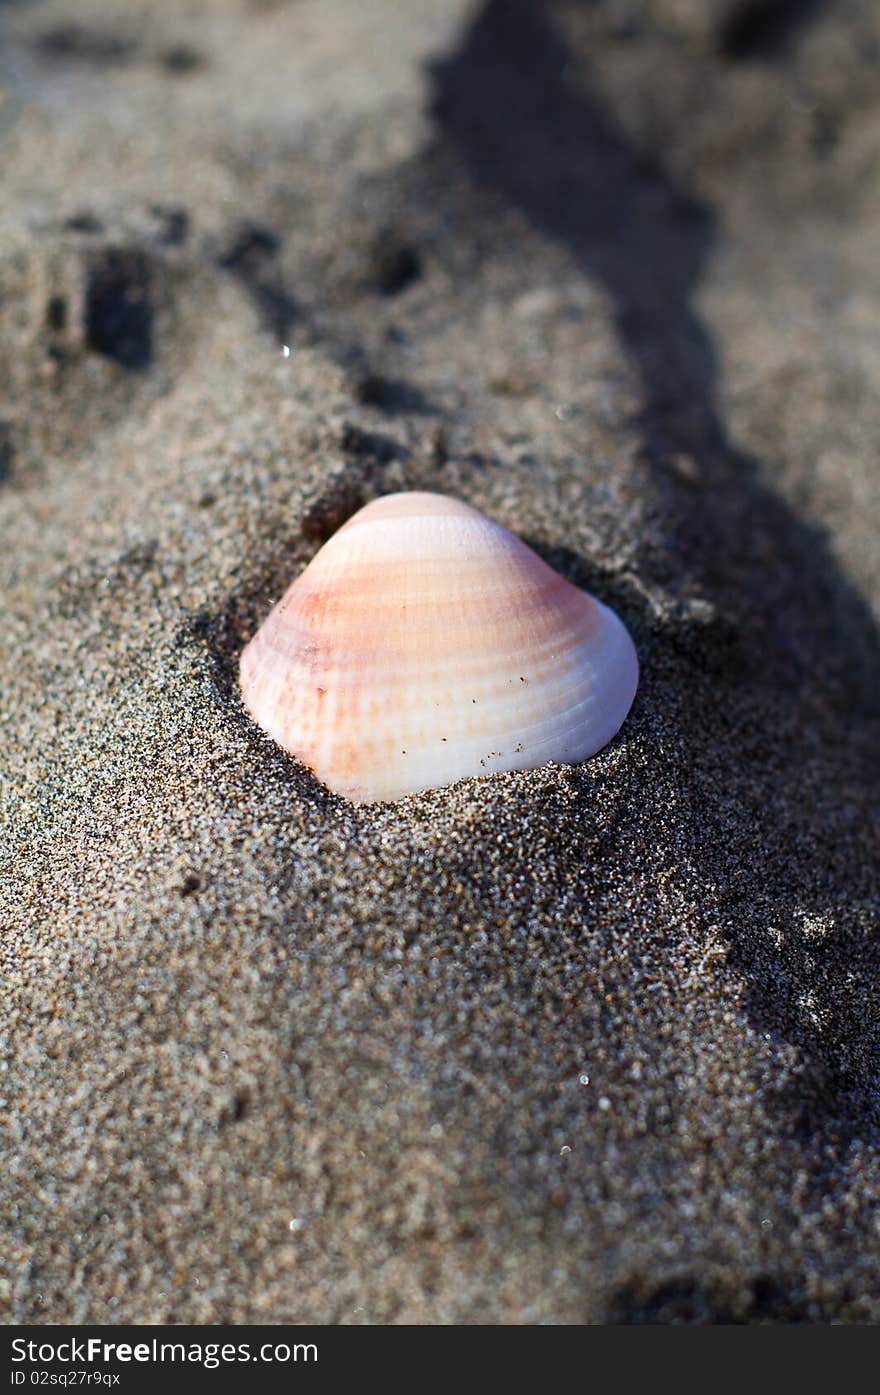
1, 0, 879, 1322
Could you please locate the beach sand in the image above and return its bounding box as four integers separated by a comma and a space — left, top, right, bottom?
1, 0, 879, 1322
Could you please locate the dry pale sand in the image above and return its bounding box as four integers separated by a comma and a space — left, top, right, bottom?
1, 0, 879, 1323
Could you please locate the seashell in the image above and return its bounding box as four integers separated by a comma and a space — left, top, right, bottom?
239, 491, 638, 803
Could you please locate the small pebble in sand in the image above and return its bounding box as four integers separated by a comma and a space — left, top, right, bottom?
239, 491, 638, 803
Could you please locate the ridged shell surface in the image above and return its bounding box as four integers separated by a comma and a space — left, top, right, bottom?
239, 492, 638, 803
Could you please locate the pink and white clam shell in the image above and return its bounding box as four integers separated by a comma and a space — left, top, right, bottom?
239, 491, 638, 803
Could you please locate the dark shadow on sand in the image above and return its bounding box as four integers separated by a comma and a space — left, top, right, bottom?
427, 0, 880, 1144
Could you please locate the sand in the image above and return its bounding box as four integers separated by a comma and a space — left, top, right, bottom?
1, 0, 879, 1323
